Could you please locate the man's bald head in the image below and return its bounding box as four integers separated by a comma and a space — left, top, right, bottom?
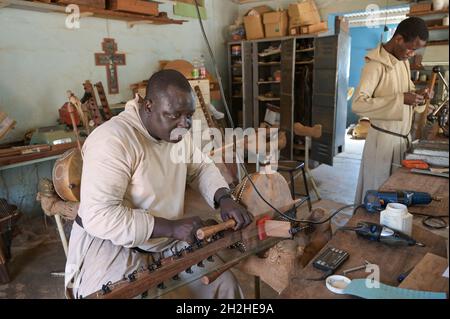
145, 69, 193, 104
140, 69, 196, 143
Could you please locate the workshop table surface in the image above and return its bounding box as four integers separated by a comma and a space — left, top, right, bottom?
380, 168, 449, 238
280, 168, 449, 299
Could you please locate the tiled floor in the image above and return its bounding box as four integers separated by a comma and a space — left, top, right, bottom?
1, 135, 365, 299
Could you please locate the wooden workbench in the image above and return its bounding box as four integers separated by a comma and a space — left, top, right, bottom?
379, 168, 449, 238
280, 168, 449, 299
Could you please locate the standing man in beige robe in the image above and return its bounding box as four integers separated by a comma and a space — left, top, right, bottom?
65, 70, 252, 298
353, 17, 432, 205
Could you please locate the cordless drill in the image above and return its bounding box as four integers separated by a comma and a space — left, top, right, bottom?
363, 190, 433, 213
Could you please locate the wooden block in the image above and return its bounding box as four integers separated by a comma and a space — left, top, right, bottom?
108, 0, 159, 16
264, 220, 292, 238
56, 0, 105, 9
399, 253, 448, 295
410, 2, 432, 13
301, 21, 327, 35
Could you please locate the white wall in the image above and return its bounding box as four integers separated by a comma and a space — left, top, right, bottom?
0, 1, 239, 216
0, 1, 238, 143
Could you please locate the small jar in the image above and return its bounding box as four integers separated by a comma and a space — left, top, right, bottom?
419, 73, 428, 82
380, 203, 413, 236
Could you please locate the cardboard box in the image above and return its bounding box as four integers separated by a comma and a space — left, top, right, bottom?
263, 11, 288, 38
288, 0, 321, 27
244, 5, 273, 40
410, 2, 432, 13
301, 21, 327, 34
290, 26, 301, 36
108, 0, 159, 16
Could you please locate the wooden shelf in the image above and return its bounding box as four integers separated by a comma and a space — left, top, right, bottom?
296, 48, 314, 53
258, 96, 280, 101
407, 9, 449, 17
427, 40, 449, 46
296, 59, 314, 65
258, 49, 281, 57
258, 81, 281, 84
258, 62, 281, 66
428, 25, 450, 31
0, 0, 186, 27
293, 143, 306, 151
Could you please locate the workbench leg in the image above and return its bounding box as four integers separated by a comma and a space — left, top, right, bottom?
254, 276, 261, 299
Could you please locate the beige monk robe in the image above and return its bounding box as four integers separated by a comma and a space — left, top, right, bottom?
352, 45, 426, 205
64, 95, 242, 298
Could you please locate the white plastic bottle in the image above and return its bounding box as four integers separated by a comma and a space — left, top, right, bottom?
192, 58, 200, 79
380, 203, 413, 236
199, 55, 207, 79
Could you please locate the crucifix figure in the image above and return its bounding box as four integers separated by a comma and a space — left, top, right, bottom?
95, 38, 126, 94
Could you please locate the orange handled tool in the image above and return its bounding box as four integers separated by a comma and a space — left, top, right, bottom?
402, 159, 429, 170
196, 219, 236, 240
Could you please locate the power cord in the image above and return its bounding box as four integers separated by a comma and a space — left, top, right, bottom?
409, 212, 448, 229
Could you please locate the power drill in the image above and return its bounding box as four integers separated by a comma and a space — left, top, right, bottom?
351, 221, 425, 247
363, 190, 433, 213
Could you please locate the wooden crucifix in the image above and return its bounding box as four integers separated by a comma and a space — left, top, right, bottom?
95, 38, 126, 94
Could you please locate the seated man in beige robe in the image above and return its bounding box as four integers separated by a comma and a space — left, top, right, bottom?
352, 17, 432, 204
64, 70, 252, 299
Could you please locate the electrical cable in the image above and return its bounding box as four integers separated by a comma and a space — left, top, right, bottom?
409, 212, 449, 229
192, 0, 356, 227
193, 0, 234, 128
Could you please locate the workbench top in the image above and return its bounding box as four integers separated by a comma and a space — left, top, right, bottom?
280, 168, 449, 299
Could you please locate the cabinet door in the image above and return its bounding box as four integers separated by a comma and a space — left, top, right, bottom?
311, 33, 351, 166
280, 38, 296, 160
242, 41, 254, 129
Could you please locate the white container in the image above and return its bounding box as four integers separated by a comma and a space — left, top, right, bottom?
380, 203, 413, 236
433, 0, 446, 10
443, 15, 449, 26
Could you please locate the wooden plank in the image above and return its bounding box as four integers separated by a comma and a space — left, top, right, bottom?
407, 9, 449, 17
399, 253, 448, 294
279, 209, 447, 298
0, 0, 186, 25
0, 142, 79, 167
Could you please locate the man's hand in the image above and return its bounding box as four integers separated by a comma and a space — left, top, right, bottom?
415, 88, 434, 100
152, 216, 203, 244
404, 92, 425, 105
219, 198, 253, 230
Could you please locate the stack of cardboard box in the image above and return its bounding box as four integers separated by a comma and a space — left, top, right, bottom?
244, 6, 273, 40
244, 6, 289, 39
288, 0, 327, 36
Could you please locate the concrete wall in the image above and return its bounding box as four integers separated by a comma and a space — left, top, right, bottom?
0, 1, 238, 143
0, 1, 238, 216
